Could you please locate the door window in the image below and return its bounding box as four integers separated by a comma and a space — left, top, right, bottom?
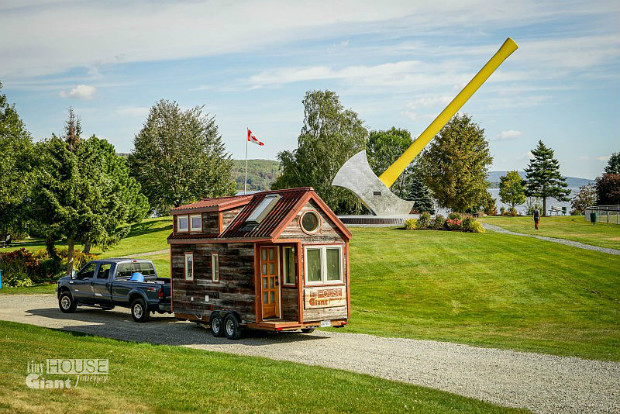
77, 262, 98, 280
96, 263, 112, 279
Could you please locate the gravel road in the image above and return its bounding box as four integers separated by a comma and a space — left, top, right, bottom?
1, 294, 618, 414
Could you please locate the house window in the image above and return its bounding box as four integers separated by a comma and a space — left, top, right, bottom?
283, 247, 295, 285
301, 211, 320, 233
184, 252, 193, 281
211, 253, 219, 282
190, 214, 202, 232
304, 245, 343, 285
177, 215, 189, 232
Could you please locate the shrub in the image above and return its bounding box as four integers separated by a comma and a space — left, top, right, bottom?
417, 212, 431, 229
446, 218, 462, 230
433, 214, 445, 229
0, 248, 39, 287
469, 221, 486, 233
447, 212, 462, 221
500, 206, 505, 215
404, 219, 417, 230
461, 216, 474, 232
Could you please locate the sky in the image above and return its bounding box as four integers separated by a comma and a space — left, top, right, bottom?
1, 0, 619, 180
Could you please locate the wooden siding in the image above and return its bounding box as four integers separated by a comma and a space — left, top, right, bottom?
222, 207, 244, 231
202, 212, 219, 235
279, 200, 348, 322
171, 242, 256, 323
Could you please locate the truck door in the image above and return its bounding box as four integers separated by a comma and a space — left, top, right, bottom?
92, 263, 113, 303
72, 261, 98, 301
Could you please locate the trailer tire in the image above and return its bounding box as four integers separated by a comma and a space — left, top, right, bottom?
224, 314, 242, 340
301, 328, 315, 334
210, 314, 225, 337
59, 291, 77, 313
131, 298, 150, 323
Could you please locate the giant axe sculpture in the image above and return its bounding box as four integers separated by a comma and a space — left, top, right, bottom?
332, 38, 518, 215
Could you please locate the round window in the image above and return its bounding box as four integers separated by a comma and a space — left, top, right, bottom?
301, 211, 320, 233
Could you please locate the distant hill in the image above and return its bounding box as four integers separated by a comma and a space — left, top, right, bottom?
487, 171, 593, 188
232, 159, 280, 191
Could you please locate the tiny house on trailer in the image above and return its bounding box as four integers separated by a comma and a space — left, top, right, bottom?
168, 187, 351, 339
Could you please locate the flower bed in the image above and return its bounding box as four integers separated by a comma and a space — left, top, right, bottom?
405, 212, 485, 233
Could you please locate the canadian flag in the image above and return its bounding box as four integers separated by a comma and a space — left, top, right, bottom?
247, 129, 264, 146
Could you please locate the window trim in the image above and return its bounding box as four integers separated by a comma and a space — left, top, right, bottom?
184, 252, 194, 281
282, 246, 296, 286
177, 215, 189, 233
300, 210, 321, 235
304, 245, 344, 285
211, 253, 219, 282
189, 214, 202, 232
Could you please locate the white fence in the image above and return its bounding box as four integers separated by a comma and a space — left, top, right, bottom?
584, 205, 620, 224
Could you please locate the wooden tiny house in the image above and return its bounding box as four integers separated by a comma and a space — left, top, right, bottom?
168, 187, 351, 339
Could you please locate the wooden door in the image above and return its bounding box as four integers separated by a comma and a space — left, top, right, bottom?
260, 246, 279, 319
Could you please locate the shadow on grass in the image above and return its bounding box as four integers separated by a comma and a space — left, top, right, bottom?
125, 219, 172, 238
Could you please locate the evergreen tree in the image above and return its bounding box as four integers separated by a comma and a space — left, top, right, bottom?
405, 172, 434, 213
128, 100, 235, 215
499, 170, 526, 209
272, 90, 368, 214
524, 140, 570, 216
604, 152, 620, 174
418, 114, 493, 212
0, 82, 35, 239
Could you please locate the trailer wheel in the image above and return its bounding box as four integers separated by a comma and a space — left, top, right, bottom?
210, 314, 225, 337
301, 328, 315, 334
224, 314, 242, 340
131, 298, 150, 323
59, 291, 77, 313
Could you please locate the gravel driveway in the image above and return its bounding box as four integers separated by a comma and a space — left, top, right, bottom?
1, 294, 618, 414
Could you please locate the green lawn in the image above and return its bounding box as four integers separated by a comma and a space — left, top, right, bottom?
478, 215, 620, 250
342, 227, 620, 361
0, 321, 527, 414
0, 216, 172, 258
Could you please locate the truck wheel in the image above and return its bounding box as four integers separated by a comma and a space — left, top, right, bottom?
224, 314, 242, 340
210, 314, 224, 337
131, 298, 150, 323
301, 328, 315, 334
59, 292, 77, 313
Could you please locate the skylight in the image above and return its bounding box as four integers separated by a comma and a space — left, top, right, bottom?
246, 195, 281, 224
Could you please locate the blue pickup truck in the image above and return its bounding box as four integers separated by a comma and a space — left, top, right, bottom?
56, 258, 171, 322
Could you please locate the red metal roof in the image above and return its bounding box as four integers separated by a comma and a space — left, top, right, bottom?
168, 187, 351, 242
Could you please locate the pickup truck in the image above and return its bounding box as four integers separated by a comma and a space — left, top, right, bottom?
56, 258, 171, 322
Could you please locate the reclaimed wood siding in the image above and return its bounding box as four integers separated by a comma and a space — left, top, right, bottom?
280, 285, 298, 321
222, 207, 244, 231
278, 200, 348, 322
202, 213, 219, 234
171, 242, 256, 323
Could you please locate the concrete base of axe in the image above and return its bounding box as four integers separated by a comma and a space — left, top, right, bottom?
332, 150, 413, 216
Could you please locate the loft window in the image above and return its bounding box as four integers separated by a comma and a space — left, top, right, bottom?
246, 194, 281, 224
177, 215, 189, 232
301, 211, 320, 233
190, 214, 202, 232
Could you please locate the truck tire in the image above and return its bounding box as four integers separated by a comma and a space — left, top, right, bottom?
59, 291, 77, 313
131, 298, 150, 323
301, 328, 315, 334
210, 313, 224, 337
224, 314, 242, 340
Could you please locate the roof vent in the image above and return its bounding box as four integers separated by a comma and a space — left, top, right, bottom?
246, 194, 281, 225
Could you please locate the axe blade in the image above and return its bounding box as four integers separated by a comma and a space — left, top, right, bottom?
332, 150, 413, 215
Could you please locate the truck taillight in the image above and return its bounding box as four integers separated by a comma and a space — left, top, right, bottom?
158, 288, 164, 299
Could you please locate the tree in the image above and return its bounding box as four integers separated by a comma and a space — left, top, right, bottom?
604, 153, 620, 174
499, 170, 526, 209
33, 110, 149, 274
128, 100, 235, 215
0, 82, 36, 239
571, 183, 597, 214
524, 140, 570, 216
595, 174, 620, 205
418, 114, 493, 212
272, 90, 368, 214
366, 128, 412, 198
405, 172, 434, 213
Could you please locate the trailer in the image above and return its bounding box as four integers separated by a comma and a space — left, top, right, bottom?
168, 187, 351, 339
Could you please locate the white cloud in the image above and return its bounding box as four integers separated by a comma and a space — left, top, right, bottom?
494, 130, 523, 141
116, 106, 149, 117
597, 155, 610, 161
59, 84, 97, 99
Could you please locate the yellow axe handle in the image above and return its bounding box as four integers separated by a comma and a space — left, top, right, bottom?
379, 37, 518, 188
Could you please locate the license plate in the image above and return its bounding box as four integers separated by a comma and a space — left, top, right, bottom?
320, 320, 331, 328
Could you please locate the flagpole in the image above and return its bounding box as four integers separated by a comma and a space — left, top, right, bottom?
244, 128, 248, 195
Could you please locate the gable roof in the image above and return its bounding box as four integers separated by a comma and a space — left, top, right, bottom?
168, 187, 351, 242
